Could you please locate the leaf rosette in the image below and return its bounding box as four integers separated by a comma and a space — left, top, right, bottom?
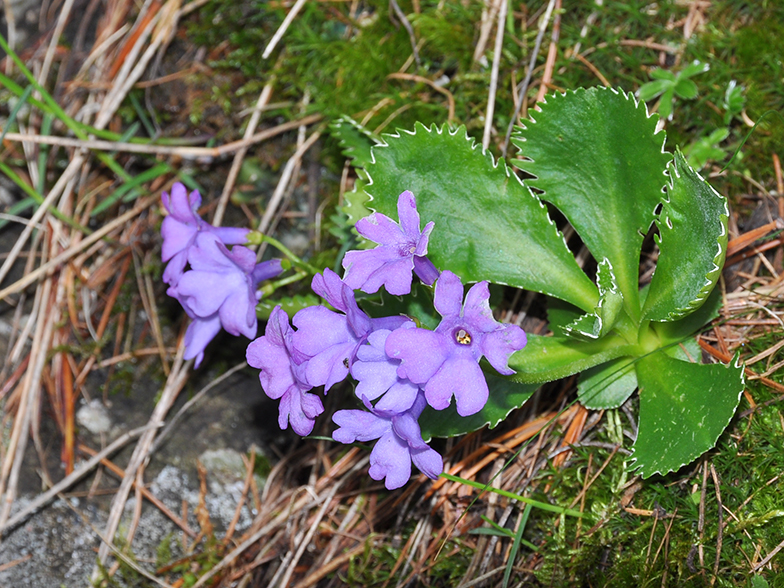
350, 87, 744, 477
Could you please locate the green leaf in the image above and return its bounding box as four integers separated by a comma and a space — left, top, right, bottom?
507, 333, 634, 385
658, 87, 675, 121
631, 351, 744, 477
342, 177, 374, 226
723, 80, 745, 124
678, 60, 710, 79
546, 298, 584, 337
256, 293, 322, 320
684, 128, 730, 169
649, 69, 676, 82
562, 258, 624, 340
365, 123, 599, 313
329, 115, 380, 168
643, 150, 728, 322
654, 287, 722, 345
578, 356, 637, 409
673, 78, 699, 100
419, 372, 537, 441
576, 325, 704, 411
637, 79, 671, 101
513, 87, 671, 319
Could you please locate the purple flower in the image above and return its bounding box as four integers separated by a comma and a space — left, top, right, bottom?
246, 306, 324, 436
351, 327, 420, 413
291, 269, 408, 391
332, 392, 442, 490
161, 183, 250, 285
385, 271, 527, 417
342, 190, 439, 295
169, 232, 282, 367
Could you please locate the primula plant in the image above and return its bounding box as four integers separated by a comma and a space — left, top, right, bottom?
161, 87, 745, 489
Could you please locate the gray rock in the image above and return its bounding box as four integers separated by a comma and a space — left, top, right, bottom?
76, 400, 113, 435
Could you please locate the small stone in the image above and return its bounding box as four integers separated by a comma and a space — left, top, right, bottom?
76, 400, 112, 435
198, 448, 246, 483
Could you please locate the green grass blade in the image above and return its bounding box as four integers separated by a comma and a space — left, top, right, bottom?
128, 92, 156, 138
0, 33, 135, 187
477, 515, 514, 538
0, 160, 91, 233
440, 473, 583, 517
91, 162, 171, 216
0, 197, 35, 230
503, 503, 532, 588
37, 112, 54, 194
0, 84, 33, 144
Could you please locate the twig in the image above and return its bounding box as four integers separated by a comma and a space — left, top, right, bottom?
753, 535, 784, 572
481, 0, 507, 150
0, 115, 322, 159
189, 495, 312, 588
698, 339, 784, 394
0, 196, 157, 303
0, 276, 55, 533
618, 39, 677, 53
1, 0, 16, 75
213, 81, 274, 226
64, 499, 177, 588
568, 444, 620, 509
390, 0, 421, 68
223, 450, 255, 545
150, 362, 247, 454
0, 157, 78, 287
92, 348, 192, 578
0, 425, 156, 533
387, 73, 455, 122
76, 444, 196, 537
456, 566, 507, 588
710, 464, 723, 583
535, 0, 561, 103
473, 0, 502, 63
276, 483, 342, 588
262, 0, 307, 59
698, 461, 708, 572
573, 52, 610, 87
257, 128, 322, 236
38, 0, 77, 88
95, 0, 183, 130
291, 542, 370, 588
501, 0, 557, 157
0, 555, 32, 573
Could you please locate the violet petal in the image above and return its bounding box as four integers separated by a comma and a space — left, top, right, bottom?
368, 431, 412, 490
424, 357, 489, 416
332, 409, 390, 443
433, 271, 463, 318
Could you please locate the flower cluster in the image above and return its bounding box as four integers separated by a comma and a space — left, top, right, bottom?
160, 183, 282, 366
246, 191, 527, 489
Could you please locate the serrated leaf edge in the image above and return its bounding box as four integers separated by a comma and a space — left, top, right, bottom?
363, 122, 584, 299
512, 86, 667, 164
510, 87, 670, 314
629, 353, 746, 478
650, 152, 728, 322
329, 115, 381, 164
562, 258, 620, 340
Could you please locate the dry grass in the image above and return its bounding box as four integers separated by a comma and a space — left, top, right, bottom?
0, 0, 783, 586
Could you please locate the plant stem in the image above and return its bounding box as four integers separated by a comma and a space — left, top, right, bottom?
259, 234, 320, 275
